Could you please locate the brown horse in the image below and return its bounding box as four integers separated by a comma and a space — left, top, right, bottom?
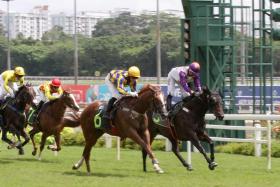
0, 84, 35, 155
28, 90, 80, 160
142, 87, 224, 171
72, 84, 168, 174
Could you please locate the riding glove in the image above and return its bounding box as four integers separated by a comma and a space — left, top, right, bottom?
128, 91, 138, 97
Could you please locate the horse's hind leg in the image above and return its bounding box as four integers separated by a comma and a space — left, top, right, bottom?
73, 130, 104, 174
29, 127, 40, 156
1, 128, 15, 146
169, 137, 193, 171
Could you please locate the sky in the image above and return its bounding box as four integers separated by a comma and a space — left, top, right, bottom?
0, 0, 184, 13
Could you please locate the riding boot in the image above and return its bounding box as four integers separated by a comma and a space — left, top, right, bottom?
33, 101, 45, 124
103, 97, 117, 120
166, 95, 172, 111
0, 114, 3, 129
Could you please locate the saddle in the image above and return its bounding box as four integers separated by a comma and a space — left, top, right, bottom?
94, 103, 117, 131
168, 95, 193, 119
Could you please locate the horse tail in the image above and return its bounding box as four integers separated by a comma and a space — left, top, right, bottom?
62, 112, 81, 128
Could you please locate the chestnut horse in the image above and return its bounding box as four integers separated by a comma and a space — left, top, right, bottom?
142, 87, 224, 171
28, 90, 80, 160
0, 84, 35, 155
72, 84, 168, 174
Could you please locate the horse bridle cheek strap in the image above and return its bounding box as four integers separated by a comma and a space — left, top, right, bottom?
121, 107, 145, 120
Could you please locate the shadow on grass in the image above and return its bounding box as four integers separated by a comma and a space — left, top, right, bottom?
0, 159, 13, 164
63, 171, 127, 178
1, 157, 61, 164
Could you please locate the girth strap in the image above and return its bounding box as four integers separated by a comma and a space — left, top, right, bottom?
121, 107, 144, 119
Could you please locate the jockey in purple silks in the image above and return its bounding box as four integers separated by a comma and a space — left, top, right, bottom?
166, 61, 202, 111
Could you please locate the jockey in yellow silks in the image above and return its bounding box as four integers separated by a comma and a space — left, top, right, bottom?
32, 78, 63, 123
0, 66, 25, 101
104, 66, 141, 119
38, 78, 63, 102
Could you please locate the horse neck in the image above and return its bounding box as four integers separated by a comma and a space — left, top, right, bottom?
132, 91, 152, 114
50, 98, 67, 119
186, 97, 208, 117
15, 99, 26, 111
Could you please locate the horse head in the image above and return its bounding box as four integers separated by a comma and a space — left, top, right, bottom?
138, 84, 168, 118
60, 90, 80, 112
201, 86, 224, 120
15, 84, 35, 107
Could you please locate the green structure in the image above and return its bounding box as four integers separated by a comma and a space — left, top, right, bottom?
181, 0, 276, 114
180, 0, 279, 139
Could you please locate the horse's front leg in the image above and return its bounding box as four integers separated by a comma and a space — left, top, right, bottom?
29, 127, 40, 156
49, 134, 61, 152
38, 133, 48, 160
16, 129, 31, 155
129, 128, 164, 174
190, 133, 217, 170
198, 131, 216, 163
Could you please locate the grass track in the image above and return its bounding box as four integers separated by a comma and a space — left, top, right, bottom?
0, 144, 280, 187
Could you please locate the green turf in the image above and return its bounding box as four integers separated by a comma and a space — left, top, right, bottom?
0, 144, 280, 187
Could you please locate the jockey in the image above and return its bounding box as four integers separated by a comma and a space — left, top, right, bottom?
34, 78, 63, 116
0, 66, 25, 102
37, 78, 63, 105
166, 61, 202, 111
104, 66, 140, 119
0, 66, 25, 128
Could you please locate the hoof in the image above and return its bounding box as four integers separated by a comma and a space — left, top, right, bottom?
156, 169, 164, 174
32, 149, 37, 156
208, 162, 218, 170
72, 165, 78, 170
7, 144, 15, 149
18, 149, 24, 155
187, 166, 193, 171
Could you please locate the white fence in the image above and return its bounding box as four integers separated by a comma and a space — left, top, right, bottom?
202, 114, 280, 170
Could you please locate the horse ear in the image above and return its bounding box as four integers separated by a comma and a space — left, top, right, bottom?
26, 82, 32, 87
202, 86, 210, 94
63, 88, 72, 94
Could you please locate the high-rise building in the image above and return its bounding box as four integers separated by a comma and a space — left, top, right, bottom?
0, 6, 183, 39
1, 5, 50, 40
51, 11, 110, 37
0, 10, 4, 34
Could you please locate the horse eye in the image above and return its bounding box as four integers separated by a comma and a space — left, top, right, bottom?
211, 97, 217, 103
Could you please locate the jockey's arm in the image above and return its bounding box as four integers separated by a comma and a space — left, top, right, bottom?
193, 76, 202, 92
3, 74, 13, 94
44, 87, 58, 100
130, 80, 136, 92
57, 87, 63, 95
19, 76, 24, 86
116, 77, 129, 95
179, 71, 191, 94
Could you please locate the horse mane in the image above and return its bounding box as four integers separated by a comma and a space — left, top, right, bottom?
15, 85, 26, 97
138, 84, 161, 95
47, 98, 59, 105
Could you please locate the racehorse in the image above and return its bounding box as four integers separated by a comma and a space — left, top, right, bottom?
72, 84, 168, 174
28, 90, 80, 160
142, 87, 224, 171
0, 84, 36, 155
